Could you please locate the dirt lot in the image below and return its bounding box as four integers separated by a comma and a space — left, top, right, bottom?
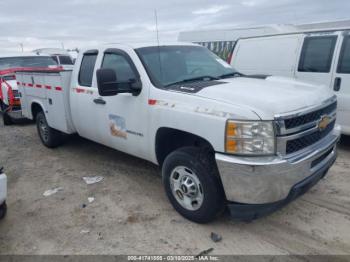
0, 120, 349, 255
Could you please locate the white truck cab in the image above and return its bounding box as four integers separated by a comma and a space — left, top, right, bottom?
230, 29, 350, 135
16, 42, 340, 223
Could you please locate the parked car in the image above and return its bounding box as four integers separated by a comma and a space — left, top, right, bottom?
0, 167, 7, 219
0, 52, 58, 125
230, 29, 350, 135
16, 43, 340, 223
33, 48, 74, 69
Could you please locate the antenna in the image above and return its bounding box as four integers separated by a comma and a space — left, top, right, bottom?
154, 9, 163, 80
154, 9, 160, 45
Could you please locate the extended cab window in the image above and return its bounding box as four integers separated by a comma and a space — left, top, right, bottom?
79, 53, 98, 86
101, 53, 137, 82
298, 36, 337, 73
338, 36, 350, 74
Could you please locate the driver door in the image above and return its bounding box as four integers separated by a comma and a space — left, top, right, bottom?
96, 48, 150, 160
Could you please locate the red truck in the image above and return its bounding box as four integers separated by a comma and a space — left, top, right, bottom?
0, 53, 58, 125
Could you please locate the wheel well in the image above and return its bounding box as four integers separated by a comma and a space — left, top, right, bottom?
31, 103, 43, 120
155, 127, 214, 166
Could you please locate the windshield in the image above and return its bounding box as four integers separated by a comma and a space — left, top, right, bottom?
136, 45, 237, 88
0, 56, 58, 70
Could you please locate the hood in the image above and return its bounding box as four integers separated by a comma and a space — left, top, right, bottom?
195, 76, 334, 120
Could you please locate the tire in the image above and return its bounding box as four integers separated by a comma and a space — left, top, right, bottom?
0, 202, 7, 220
3, 112, 13, 126
0, 102, 13, 126
162, 147, 225, 223
36, 111, 63, 148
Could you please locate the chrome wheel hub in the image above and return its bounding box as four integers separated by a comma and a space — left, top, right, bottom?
39, 118, 49, 142
170, 166, 203, 211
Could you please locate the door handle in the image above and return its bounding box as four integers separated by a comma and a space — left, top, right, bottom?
334, 77, 342, 92
93, 98, 106, 105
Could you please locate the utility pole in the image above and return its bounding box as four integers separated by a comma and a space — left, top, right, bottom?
19, 43, 24, 52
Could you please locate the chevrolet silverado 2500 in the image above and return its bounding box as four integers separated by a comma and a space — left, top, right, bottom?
16, 42, 341, 223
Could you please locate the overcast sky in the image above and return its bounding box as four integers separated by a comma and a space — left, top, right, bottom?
0, 0, 348, 52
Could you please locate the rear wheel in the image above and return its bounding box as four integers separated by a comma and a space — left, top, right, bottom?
0, 202, 7, 219
36, 111, 63, 148
162, 147, 225, 223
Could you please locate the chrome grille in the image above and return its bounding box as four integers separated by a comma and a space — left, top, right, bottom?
286, 121, 335, 154
284, 101, 337, 130
275, 96, 337, 156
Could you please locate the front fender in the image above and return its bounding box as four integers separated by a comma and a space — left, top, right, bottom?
148, 102, 227, 163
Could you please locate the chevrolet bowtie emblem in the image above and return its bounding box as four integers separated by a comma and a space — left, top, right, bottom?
318, 115, 331, 131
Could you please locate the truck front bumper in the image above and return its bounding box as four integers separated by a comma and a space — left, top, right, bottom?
0, 173, 7, 205
215, 125, 341, 220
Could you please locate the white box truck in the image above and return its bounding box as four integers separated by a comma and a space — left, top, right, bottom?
230, 29, 350, 135
16, 42, 340, 223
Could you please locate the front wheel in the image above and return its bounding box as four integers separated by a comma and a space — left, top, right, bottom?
162, 147, 225, 223
36, 111, 63, 148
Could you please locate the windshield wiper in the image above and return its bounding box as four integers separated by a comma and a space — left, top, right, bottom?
218, 72, 244, 79
165, 75, 219, 87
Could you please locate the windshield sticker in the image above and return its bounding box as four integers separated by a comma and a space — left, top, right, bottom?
216, 58, 232, 68
109, 114, 127, 139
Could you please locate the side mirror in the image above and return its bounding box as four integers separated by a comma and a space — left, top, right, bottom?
96, 68, 142, 97
96, 68, 119, 96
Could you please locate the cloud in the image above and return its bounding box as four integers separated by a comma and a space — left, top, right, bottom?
0, 0, 347, 52
192, 5, 230, 15
241, 1, 256, 7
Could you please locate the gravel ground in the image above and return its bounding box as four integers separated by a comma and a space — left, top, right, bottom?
0, 120, 349, 255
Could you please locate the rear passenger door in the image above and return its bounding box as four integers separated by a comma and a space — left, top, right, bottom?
332, 32, 350, 133
295, 32, 340, 87
70, 49, 106, 143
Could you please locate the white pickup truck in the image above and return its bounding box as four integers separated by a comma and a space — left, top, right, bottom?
16, 42, 341, 223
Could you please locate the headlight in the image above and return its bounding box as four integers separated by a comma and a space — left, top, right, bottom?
225, 120, 275, 155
